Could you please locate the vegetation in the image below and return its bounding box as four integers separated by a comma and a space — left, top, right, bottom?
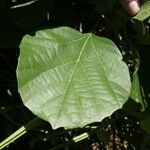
0, 0, 150, 149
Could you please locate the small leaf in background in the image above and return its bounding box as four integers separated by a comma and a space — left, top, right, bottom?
134, 0, 150, 21
17, 27, 131, 129
130, 73, 146, 111
140, 116, 150, 133
132, 0, 150, 35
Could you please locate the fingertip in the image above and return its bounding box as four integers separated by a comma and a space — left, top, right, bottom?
127, 0, 140, 16
121, 0, 140, 16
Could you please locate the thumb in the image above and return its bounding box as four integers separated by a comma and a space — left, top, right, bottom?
120, 0, 140, 16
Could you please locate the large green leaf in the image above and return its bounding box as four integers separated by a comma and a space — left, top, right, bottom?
17, 27, 131, 129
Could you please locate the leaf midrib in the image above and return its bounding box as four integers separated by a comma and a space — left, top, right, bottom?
55, 33, 92, 125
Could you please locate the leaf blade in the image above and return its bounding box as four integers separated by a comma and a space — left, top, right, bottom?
17, 27, 131, 129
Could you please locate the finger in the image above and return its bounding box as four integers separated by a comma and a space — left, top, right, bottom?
120, 0, 140, 16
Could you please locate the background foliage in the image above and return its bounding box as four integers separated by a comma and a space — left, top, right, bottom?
0, 0, 150, 149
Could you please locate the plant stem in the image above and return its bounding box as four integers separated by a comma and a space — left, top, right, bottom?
72, 132, 89, 143
0, 117, 40, 150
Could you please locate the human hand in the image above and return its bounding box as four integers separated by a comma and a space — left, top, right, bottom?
120, 0, 140, 16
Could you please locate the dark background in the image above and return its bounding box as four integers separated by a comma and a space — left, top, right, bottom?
0, 0, 150, 149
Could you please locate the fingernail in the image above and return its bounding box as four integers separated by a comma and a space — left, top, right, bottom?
127, 0, 140, 16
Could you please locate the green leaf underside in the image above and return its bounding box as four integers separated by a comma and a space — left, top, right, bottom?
141, 117, 150, 133
17, 27, 131, 129
130, 73, 144, 107
134, 0, 150, 21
